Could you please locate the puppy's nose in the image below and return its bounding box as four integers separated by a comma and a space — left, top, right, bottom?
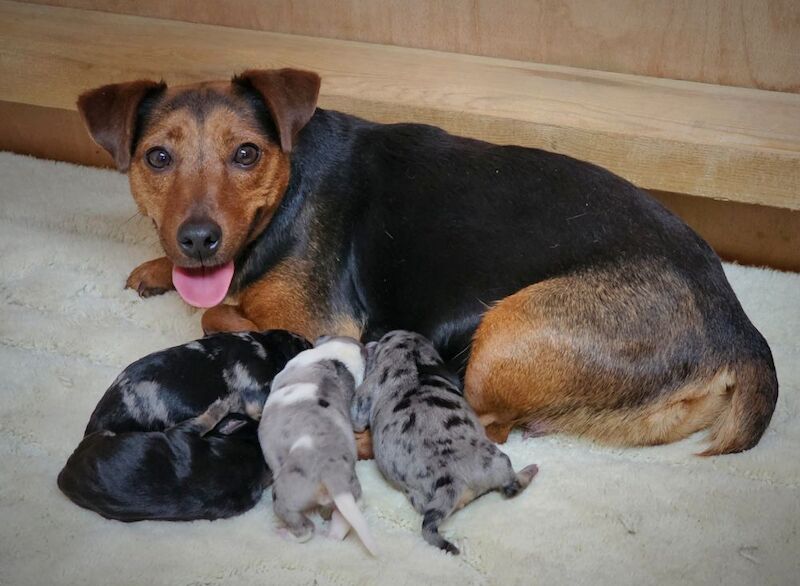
177, 219, 222, 260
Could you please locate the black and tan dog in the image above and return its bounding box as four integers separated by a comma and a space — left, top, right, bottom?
77, 69, 778, 456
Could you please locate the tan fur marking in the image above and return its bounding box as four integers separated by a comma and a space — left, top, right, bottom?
201, 304, 259, 334
237, 259, 362, 341
465, 263, 733, 449
125, 256, 174, 297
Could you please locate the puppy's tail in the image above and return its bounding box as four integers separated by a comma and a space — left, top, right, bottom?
330, 490, 378, 557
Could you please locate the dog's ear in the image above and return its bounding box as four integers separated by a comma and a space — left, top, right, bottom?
235, 68, 321, 153
77, 80, 165, 172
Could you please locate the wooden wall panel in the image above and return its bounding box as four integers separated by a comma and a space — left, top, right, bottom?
3, 1, 799, 210
22, 0, 800, 92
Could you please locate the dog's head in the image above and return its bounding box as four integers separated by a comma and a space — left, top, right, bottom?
77, 69, 320, 306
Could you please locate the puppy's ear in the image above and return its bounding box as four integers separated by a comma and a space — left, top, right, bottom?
234, 68, 321, 153
77, 80, 166, 172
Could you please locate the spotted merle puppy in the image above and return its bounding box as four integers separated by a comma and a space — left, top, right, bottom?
85, 329, 310, 434
352, 330, 538, 554
58, 398, 269, 521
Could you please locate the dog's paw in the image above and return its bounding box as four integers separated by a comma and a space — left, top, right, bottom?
126, 257, 174, 298
355, 429, 374, 461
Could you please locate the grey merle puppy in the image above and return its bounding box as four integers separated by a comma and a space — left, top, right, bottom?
259, 336, 378, 555
352, 330, 538, 554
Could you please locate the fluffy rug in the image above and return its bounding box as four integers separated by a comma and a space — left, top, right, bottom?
0, 151, 798, 586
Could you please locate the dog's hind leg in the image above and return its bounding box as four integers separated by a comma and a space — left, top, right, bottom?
463, 261, 773, 454
176, 398, 232, 435
420, 481, 464, 555
501, 464, 539, 497
272, 493, 315, 542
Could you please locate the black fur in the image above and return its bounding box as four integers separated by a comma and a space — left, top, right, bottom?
58, 414, 268, 522
229, 107, 776, 385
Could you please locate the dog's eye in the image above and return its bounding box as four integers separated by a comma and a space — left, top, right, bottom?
145, 147, 172, 169
233, 143, 260, 167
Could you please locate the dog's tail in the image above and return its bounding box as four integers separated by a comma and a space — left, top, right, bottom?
698, 355, 778, 456
330, 490, 379, 556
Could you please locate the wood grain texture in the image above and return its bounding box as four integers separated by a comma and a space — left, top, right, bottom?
20, 0, 800, 92
1, 1, 799, 209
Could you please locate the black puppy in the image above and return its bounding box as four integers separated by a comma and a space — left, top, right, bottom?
85, 330, 310, 434
59, 330, 310, 521
58, 400, 268, 521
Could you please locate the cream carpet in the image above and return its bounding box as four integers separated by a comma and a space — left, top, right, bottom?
0, 151, 798, 586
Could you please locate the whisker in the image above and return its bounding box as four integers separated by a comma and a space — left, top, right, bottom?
119, 211, 142, 228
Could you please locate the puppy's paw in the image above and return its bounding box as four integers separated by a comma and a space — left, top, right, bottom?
277, 525, 314, 543
126, 257, 174, 298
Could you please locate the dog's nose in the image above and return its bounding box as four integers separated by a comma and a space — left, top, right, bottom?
177, 219, 222, 259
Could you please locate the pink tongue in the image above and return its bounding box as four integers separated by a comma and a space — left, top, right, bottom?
172, 261, 235, 308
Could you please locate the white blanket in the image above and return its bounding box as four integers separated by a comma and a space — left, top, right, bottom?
1, 152, 798, 586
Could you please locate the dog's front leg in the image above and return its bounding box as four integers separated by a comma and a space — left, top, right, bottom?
202, 304, 259, 334
126, 257, 174, 297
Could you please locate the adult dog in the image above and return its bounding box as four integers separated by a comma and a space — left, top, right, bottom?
77, 68, 777, 455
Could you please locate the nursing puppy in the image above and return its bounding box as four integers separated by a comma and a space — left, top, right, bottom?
86, 329, 310, 434
259, 336, 377, 555
58, 398, 269, 521
352, 331, 538, 554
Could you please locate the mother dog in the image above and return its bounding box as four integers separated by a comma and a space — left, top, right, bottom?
77, 68, 777, 455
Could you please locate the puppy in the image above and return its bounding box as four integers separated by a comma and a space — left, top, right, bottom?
86, 329, 310, 434
352, 330, 538, 554
259, 336, 378, 555
58, 398, 269, 521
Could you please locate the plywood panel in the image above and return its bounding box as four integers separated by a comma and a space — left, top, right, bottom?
2, 2, 799, 210
21, 0, 800, 92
